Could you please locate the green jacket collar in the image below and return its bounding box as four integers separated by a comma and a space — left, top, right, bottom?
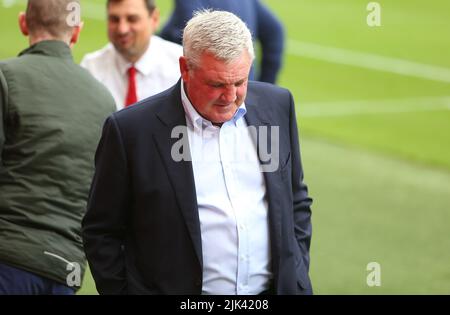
18, 40, 73, 60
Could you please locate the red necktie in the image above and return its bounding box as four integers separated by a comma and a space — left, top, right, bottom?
125, 65, 137, 107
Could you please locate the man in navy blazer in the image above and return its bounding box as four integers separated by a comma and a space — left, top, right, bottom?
82, 10, 312, 295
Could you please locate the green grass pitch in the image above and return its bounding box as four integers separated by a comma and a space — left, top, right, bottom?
1, 0, 449, 294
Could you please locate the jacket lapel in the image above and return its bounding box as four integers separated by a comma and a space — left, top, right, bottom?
152, 81, 203, 268
245, 86, 283, 282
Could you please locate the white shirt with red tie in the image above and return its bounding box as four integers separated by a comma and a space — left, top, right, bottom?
81, 35, 182, 110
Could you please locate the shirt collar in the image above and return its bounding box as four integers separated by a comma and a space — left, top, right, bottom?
180, 81, 247, 130
114, 35, 161, 76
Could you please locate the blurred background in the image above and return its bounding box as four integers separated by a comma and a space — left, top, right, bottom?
1, 0, 449, 294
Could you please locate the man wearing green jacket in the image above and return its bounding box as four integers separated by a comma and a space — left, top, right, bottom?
0, 0, 116, 294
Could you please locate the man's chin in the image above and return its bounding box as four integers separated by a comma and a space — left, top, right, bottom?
113, 44, 136, 58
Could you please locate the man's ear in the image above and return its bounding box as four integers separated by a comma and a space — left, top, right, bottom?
179, 56, 190, 82
150, 8, 160, 30
69, 21, 83, 48
18, 12, 29, 36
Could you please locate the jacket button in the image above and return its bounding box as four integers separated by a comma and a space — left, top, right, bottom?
195, 279, 202, 286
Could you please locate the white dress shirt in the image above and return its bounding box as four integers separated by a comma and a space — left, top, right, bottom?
81, 35, 182, 110
180, 83, 272, 295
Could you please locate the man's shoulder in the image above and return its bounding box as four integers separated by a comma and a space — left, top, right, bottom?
246, 81, 294, 120
64, 62, 116, 113
75, 66, 115, 99
248, 81, 291, 99
0, 59, 13, 82
0, 55, 31, 73
80, 43, 115, 69
0, 57, 17, 67
151, 35, 183, 58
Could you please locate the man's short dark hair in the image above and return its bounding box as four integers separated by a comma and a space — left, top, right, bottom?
25, 0, 79, 40
107, 0, 156, 13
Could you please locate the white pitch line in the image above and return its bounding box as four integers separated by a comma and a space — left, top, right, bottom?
287, 39, 450, 84
298, 96, 450, 117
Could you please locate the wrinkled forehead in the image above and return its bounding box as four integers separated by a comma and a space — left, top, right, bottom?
195, 52, 252, 83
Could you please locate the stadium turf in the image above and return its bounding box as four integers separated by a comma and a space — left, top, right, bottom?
1, 0, 449, 294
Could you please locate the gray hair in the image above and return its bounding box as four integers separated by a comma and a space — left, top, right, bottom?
182, 10, 255, 68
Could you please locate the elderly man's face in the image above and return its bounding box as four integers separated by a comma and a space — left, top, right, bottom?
180, 52, 252, 125
107, 0, 159, 62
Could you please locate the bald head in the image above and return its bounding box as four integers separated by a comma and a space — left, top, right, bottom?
25, 0, 80, 41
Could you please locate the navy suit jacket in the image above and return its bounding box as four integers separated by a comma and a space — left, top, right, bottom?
82, 81, 313, 295
160, 0, 285, 84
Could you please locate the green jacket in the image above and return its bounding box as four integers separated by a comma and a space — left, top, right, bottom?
0, 40, 115, 289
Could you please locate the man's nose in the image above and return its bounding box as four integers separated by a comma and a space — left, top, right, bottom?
221, 86, 237, 103
117, 20, 130, 34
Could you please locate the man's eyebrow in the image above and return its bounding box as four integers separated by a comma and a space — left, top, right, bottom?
108, 13, 140, 18
206, 78, 247, 86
